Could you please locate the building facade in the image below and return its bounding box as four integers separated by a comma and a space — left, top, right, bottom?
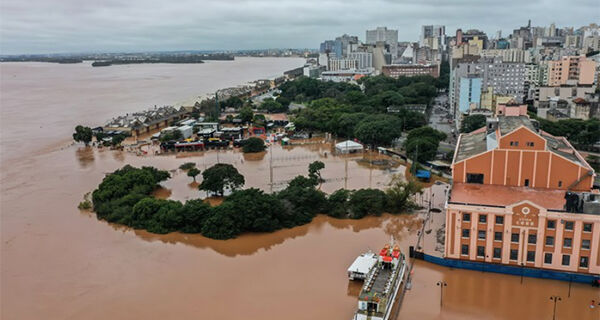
366, 27, 399, 59
381, 64, 439, 78
445, 110, 599, 275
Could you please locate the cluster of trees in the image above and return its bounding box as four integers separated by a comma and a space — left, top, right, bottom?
73, 125, 128, 147
90, 162, 423, 239
460, 114, 487, 133
536, 117, 600, 147
259, 98, 287, 113
282, 75, 441, 146
404, 126, 447, 163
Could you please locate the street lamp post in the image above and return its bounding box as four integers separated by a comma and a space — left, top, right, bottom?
520, 262, 525, 284
436, 281, 448, 308
549, 296, 562, 320
568, 274, 572, 298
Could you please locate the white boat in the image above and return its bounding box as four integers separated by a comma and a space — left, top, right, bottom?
351, 239, 407, 320
347, 252, 377, 280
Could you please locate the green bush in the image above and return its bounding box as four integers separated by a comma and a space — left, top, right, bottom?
242, 137, 266, 153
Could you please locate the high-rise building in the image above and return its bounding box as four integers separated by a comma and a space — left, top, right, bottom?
366, 27, 399, 59
420, 25, 446, 51
546, 55, 596, 86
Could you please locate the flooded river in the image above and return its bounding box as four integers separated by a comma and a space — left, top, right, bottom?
1, 61, 598, 320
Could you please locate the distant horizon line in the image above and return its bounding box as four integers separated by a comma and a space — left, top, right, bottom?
0, 48, 319, 57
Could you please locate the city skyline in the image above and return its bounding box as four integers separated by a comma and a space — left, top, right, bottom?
1, 0, 599, 55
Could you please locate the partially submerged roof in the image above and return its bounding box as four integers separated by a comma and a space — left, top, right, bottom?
450, 183, 566, 210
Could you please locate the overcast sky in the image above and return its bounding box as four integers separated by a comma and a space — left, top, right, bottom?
1, 0, 598, 55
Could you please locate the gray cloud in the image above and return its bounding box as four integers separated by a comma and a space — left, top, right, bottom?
1, 0, 598, 54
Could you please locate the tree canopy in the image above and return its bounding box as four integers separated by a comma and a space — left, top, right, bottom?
283, 75, 435, 147
199, 163, 245, 196
73, 125, 93, 145
460, 114, 487, 133
405, 126, 447, 163
242, 137, 266, 153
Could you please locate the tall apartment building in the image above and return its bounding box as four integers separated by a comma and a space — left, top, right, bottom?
451, 58, 527, 116
481, 49, 532, 63
347, 52, 373, 70
420, 25, 446, 51
445, 108, 599, 275
366, 27, 398, 59
328, 58, 358, 71
546, 55, 596, 86
458, 76, 482, 113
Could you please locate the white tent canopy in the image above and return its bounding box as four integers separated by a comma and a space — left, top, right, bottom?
335, 140, 363, 154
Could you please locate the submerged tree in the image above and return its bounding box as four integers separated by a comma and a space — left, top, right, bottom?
73, 125, 93, 146
199, 163, 245, 196
187, 167, 200, 182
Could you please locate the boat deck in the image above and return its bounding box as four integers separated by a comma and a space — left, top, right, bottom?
369, 267, 392, 295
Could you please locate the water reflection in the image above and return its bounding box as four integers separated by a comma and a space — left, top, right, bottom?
128, 214, 420, 257
75, 146, 94, 168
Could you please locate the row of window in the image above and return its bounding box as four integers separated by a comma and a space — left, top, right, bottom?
461, 229, 591, 250
462, 213, 593, 233
460, 245, 590, 268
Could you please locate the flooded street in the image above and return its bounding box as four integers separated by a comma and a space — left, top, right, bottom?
1, 61, 598, 320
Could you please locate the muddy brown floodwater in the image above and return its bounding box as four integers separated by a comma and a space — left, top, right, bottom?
1, 62, 599, 320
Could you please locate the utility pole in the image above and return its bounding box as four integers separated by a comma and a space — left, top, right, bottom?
344, 158, 348, 189
436, 281, 448, 308
269, 143, 273, 193
549, 296, 562, 320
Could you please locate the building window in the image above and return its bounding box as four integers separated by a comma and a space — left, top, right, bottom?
545, 236, 554, 246
580, 256, 589, 268
524, 179, 530, 187
478, 230, 486, 240
583, 223, 592, 232
493, 247, 501, 259
511, 233, 519, 243
564, 221, 573, 230
495, 216, 504, 224
462, 229, 470, 238
528, 234, 537, 244
494, 232, 502, 241
510, 249, 518, 261
547, 220, 556, 229
544, 253, 552, 264
463, 213, 471, 222
581, 239, 590, 250
466, 173, 484, 184
563, 238, 572, 248
461, 244, 469, 256
558, 181, 562, 188
527, 251, 535, 262
477, 246, 485, 257
479, 215, 487, 224
562, 255, 570, 266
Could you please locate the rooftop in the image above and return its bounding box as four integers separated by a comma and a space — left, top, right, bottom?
454, 116, 586, 166
450, 183, 566, 210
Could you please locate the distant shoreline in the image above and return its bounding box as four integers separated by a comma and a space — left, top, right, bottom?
0, 53, 236, 66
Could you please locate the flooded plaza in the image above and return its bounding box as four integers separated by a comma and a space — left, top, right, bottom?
1, 61, 598, 320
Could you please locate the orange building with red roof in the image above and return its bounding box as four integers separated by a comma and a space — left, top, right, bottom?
444, 108, 599, 275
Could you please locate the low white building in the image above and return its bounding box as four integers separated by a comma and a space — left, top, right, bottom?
335, 140, 363, 154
